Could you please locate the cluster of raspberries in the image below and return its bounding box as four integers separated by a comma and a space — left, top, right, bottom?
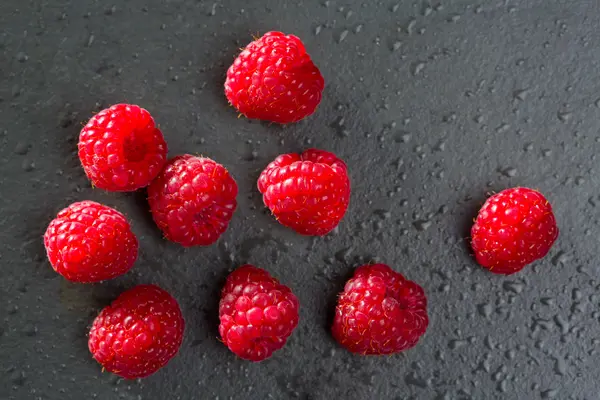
43, 32, 559, 379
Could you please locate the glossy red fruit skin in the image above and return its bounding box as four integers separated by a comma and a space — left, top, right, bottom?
471, 187, 559, 275
224, 31, 325, 124
43, 201, 138, 283
148, 155, 238, 247
218, 265, 300, 362
78, 104, 167, 192
88, 285, 185, 379
332, 264, 429, 355
257, 148, 350, 236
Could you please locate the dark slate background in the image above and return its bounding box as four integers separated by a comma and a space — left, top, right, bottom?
1, 0, 599, 399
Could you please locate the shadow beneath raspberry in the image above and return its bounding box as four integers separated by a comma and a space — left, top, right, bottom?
125, 189, 165, 243
61, 275, 136, 353
456, 190, 494, 257
323, 264, 355, 333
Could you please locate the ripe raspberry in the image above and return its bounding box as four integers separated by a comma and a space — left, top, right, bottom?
219, 265, 299, 362
88, 285, 185, 379
224, 31, 325, 124
332, 264, 429, 355
471, 187, 559, 275
43, 201, 138, 283
78, 104, 168, 191
148, 155, 238, 247
257, 148, 350, 236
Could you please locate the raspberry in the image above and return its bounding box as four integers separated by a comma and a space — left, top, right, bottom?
148, 155, 238, 247
257, 148, 350, 236
88, 285, 185, 379
43, 201, 138, 283
224, 31, 325, 124
78, 104, 168, 191
218, 265, 299, 362
471, 187, 559, 274
332, 264, 428, 355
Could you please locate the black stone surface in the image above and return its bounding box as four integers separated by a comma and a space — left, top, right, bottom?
1, 0, 599, 399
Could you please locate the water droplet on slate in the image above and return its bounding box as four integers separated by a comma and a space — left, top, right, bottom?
478, 303, 493, 318
513, 88, 530, 100
557, 111, 572, 122
14, 142, 29, 155
353, 24, 363, 34
500, 167, 517, 177
16, 52, 28, 62
412, 62, 425, 76
553, 356, 566, 376
86, 34, 95, 47
541, 389, 559, 399
449, 339, 467, 350
496, 123, 510, 133
338, 30, 349, 43
503, 281, 524, 294
407, 19, 416, 35
551, 251, 569, 266
392, 41, 402, 51
413, 220, 431, 231
22, 160, 35, 171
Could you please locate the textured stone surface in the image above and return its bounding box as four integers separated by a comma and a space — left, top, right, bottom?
1, 0, 599, 399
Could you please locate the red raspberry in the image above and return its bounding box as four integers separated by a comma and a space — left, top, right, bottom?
224, 31, 325, 124
78, 104, 168, 191
88, 285, 184, 379
218, 265, 299, 362
257, 148, 350, 236
471, 187, 559, 275
332, 264, 429, 355
43, 201, 138, 283
148, 155, 238, 247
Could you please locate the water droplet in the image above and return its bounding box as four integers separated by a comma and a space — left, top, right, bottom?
86, 34, 95, 47
394, 131, 411, 143
22, 160, 35, 172
448, 339, 467, 349
500, 167, 517, 177
405, 372, 427, 388
338, 30, 349, 43
391, 41, 402, 51
412, 62, 425, 76
557, 111, 572, 122
448, 14, 461, 22
496, 123, 510, 133
314, 25, 322, 35
16, 52, 28, 62
553, 356, 566, 376
541, 388, 559, 398
503, 281, 524, 294
477, 303, 493, 318
105, 5, 117, 15
552, 251, 570, 266
413, 220, 432, 231
433, 140, 446, 152
513, 88, 530, 100
208, 3, 217, 16
407, 19, 416, 35
14, 142, 29, 155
